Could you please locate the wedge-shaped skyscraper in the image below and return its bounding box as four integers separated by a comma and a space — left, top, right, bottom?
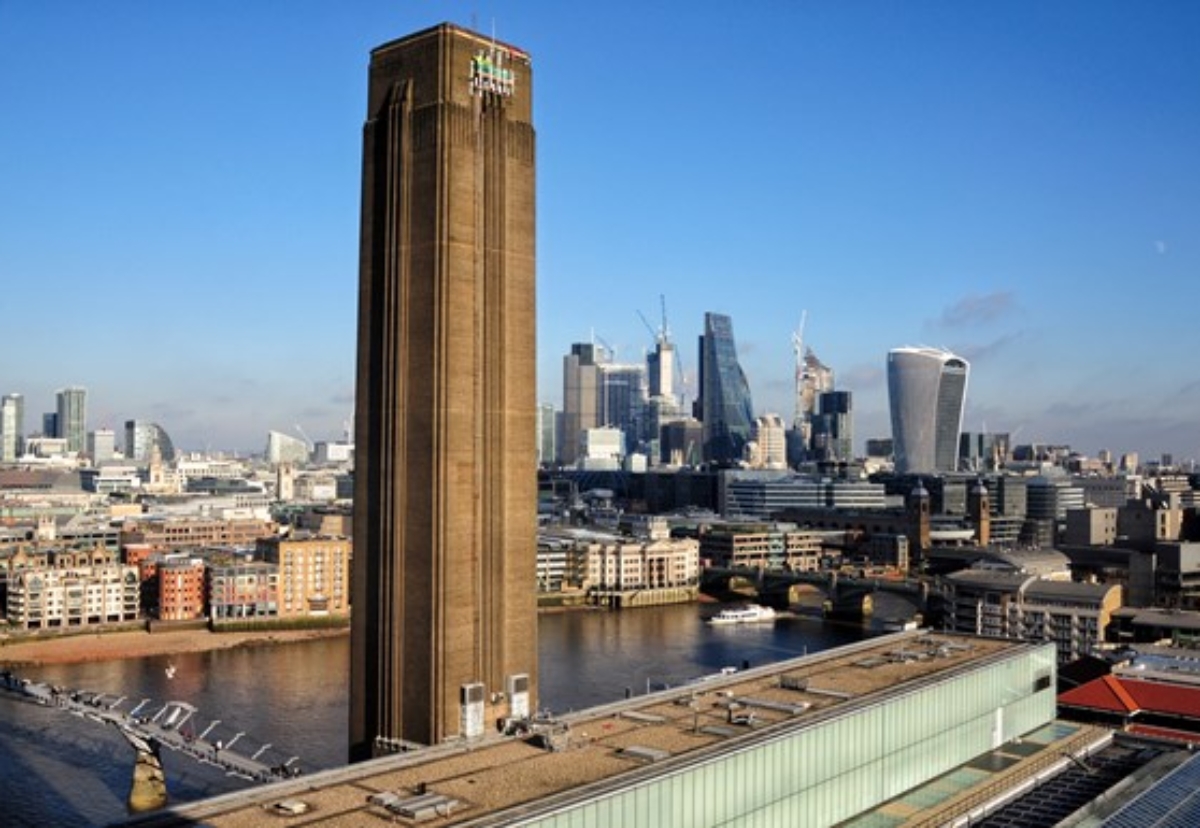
698, 312, 755, 464
887, 347, 969, 474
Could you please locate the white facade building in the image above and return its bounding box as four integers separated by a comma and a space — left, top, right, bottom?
750, 414, 787, 469
579, 427, 624, 470
6, 564, 140, 629
266, 430, 310, 465
571, 536, 700, 592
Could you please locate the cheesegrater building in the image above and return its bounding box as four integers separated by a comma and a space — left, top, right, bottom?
350, 24, 538, 760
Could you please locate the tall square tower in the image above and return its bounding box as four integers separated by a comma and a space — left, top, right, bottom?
350, 24, 537, 759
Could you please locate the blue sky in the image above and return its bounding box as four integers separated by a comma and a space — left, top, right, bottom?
2, 2, 1198, 460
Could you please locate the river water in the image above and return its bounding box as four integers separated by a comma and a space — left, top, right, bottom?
0, 602, 896, 827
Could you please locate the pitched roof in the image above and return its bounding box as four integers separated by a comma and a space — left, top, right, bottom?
1060, 674, 1200, 719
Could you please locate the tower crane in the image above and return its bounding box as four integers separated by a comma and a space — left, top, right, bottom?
636, 310, 660, 345
294, 424, 314, 451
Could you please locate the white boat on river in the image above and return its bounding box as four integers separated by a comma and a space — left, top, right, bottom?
708, 604, 777, 626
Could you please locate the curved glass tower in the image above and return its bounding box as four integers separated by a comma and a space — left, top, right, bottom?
887, 347, 969, 474
124, 420, 177, 463
699, 312, 755, 464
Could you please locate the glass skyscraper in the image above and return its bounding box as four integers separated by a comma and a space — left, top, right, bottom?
56, 386, 87, 455
124, 420, 177, 463
887, 347, 969, 474
698, 312, 755, 464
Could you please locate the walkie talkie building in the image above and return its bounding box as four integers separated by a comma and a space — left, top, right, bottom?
887, 347, 969, 474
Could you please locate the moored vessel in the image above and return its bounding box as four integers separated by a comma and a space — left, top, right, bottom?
708, 604, 777, 625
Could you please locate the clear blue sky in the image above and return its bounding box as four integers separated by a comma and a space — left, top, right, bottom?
3, 2, 1198, 460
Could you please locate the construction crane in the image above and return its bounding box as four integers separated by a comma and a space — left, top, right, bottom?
591, 331, 617, 363
636, 309, 660, 345
294, 424, 314, 451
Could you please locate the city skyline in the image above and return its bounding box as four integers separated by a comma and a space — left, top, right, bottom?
3, 2, 1199, 459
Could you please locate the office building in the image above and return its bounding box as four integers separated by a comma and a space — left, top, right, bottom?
265, 430, 310, 465
750, 413, 787, 469
959, 430, 1010, 472
599, 361, 646, 453
561, 343, 603, 467
561, 343, 647, 463
792, 345, 835, 460
659, 417, 703, 466
536, 403, 557, 466
811, 390, 853, 462
88, 428, 116, 463
697, 312, 755, 464
123, 420, 177, 464
1, 393, 24, 461
646, 332, 675, 402
887, 347, 969, 474
55, 386, 87, 455
578, 426, 623, 470
352, 24, 538, 757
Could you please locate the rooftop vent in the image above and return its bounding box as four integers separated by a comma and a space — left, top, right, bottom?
370, 791, 463, 822
272, 799, 310, 816
621, 745, 671, 763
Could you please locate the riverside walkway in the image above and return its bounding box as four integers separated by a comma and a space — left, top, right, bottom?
0, 668, 301, 784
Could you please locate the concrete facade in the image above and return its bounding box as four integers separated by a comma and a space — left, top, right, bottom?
351, 24, 538, 757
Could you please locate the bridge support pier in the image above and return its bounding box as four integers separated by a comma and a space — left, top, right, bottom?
114, 726, 168, 813
128, 746, 168, 813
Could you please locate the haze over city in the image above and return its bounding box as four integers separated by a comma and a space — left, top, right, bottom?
3, 1, 1198, 459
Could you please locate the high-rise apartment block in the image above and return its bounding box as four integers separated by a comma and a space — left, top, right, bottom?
887, 347, 969, 474
56, 386, 87, 455
698, 312, 754, 464
351, 24, 537, 758
0, 393, 23, 462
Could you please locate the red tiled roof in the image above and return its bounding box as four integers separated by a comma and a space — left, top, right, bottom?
1060, 674, 1200, 719
1127, 723, 1200, 744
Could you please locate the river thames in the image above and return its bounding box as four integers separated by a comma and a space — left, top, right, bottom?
0, 602, 893, 827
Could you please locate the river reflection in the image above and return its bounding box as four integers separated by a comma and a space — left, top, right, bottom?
0, 602, 882, 827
